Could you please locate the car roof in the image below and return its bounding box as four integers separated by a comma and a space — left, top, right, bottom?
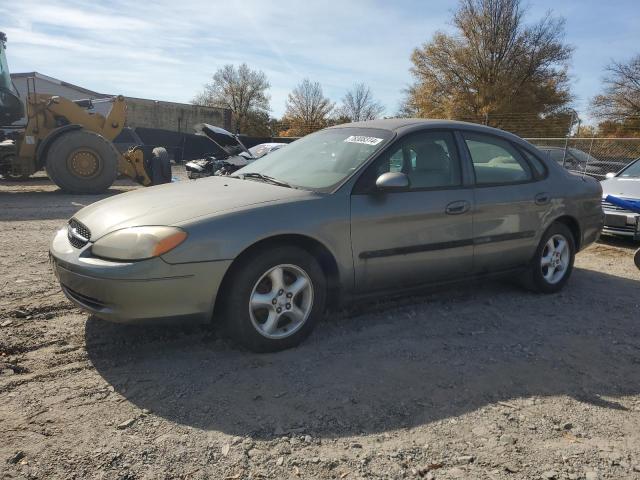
329, 117, 525, 139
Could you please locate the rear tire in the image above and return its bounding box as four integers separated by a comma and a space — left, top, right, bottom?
220, 246, 326, 352
150, 147, 171, 185
45, 129, 118, 194
523, 222, 575, 293
634, 248, 640, 269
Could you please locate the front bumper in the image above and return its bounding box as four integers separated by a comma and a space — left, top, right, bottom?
602, 209, 640, 241
50, 228, 232, 323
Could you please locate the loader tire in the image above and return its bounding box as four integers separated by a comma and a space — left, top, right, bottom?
150, 147, 171, 185
45, 129, 118, 194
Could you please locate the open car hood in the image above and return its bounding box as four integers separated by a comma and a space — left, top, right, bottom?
194, 123, 252, 158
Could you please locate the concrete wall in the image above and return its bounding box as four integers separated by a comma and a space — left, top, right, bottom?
124, 97, 232, 133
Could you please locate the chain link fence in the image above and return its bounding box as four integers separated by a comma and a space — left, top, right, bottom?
262, 113, 640, 180
525, 137, 640, 179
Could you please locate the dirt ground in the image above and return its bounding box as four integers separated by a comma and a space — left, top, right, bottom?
1, 175, 640, 480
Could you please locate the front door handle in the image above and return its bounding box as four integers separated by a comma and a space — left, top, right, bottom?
535, 193, 550, 205
445, 200, 470, 215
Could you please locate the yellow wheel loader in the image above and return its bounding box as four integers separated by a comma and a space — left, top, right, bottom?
0, 32, 170, 194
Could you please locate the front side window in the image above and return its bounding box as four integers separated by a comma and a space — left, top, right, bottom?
234, 127, 392, 191
463, 132, 532, 185
357, 130, 462, 191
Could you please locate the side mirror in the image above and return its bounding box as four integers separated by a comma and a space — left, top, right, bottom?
375, 172, 410, 192
605, 172, 616, 179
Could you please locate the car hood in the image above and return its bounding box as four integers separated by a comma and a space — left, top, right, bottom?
601, 177, 640, 199
194, 123, 252, 157
74, 176, 309, 240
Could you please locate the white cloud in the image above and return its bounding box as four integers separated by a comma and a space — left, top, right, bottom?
2, 0, 450, 117
3, 0, 636, 120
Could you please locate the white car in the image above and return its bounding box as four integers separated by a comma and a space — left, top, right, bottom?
600, 158, 640, 240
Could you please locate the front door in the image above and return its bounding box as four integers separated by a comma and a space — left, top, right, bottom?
350, 130, 474, 292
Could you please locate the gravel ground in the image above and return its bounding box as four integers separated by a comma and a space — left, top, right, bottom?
1, 175, 640, 480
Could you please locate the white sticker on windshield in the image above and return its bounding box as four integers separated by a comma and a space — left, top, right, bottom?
344, 135, 383, 146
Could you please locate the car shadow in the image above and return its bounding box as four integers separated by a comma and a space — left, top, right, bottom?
85, 267, 640, 439
598, 234, 639, 250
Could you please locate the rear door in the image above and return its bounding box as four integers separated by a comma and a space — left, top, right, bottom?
459, 131, 551, 273
350, 129, 474, 292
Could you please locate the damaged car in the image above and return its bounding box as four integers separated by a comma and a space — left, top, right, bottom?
185, 124, 287, 178
50, 119, 604, 352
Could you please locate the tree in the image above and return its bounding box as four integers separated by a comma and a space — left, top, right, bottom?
282, 79, 334, 136
591, 55, 640, 137
401, 0, 573, 134
193, 63, 270, 135
337, 83, 385, 122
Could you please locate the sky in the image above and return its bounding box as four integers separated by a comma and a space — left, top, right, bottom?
1, 0, 639, 121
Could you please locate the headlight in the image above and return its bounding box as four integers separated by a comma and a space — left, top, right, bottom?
91, 226, 187, 261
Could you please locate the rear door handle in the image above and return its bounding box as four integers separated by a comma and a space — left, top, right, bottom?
535, 193, 550, 205
445, 200, 470, 215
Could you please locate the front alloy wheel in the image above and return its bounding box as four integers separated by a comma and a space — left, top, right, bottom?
222, 246, 326, 352
249, 264, 314, 339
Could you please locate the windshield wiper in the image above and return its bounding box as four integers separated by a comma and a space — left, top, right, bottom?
236, 172, 294, 189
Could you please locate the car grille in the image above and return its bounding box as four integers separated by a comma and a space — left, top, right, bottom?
67, 219, 91, 249
604, 224, 638, 234
601, 198, 636, 215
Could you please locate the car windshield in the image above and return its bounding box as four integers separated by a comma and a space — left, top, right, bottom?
619, 159, 640, 178
234, 128, 393, 190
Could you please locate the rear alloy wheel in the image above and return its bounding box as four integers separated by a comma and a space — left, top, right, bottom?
525, 222, 575, 293
222, 246, 326, 352
540, 234, 571, 284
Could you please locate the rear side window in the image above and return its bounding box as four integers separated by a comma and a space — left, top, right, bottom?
463, 132, 532, 185
521, 149, 547, 178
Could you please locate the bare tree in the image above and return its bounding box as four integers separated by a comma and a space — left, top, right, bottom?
592, 55, 640, 121
337, 83, 385, 122
401, 0, 573, 125
193, 63, 270, 134
282, 79, 334, 135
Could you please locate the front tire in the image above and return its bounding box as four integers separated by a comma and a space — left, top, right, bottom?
220, 246, 326, 352
524, 222, 576, 293
45, 129, 118, 194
